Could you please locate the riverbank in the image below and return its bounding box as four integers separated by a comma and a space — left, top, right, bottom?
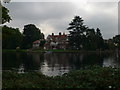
2, 49, 116, 53
2, 66, 120, 88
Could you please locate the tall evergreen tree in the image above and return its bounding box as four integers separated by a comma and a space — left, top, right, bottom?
86, 28, 97, 50
86, 28, 105, 50
95, 28, 104, 50
67, 16, 87, 50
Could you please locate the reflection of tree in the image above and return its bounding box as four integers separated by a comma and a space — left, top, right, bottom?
116, 50, 120, 61
44, 52, 104, 71
85, 53, 104, 68
20, 53, 44, 71
3, 52, 120, 76
31, 53, 44, 70
2, 52, 23, 70
68, 53, 104, 69
44, 53, 70, 70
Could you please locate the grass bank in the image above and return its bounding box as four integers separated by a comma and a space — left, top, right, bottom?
2, 66, 120, 89
2, 49, 28, 52
2, 49, 115, 53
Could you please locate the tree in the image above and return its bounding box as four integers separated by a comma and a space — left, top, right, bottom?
113, 35, 120, 49
96, 28, 102, 38
67, 16, 105, 50
67, 16, 87, 50
2, 25, 22, 49
1, 5, 12, 24
86, 28, 97, 50
22, 24, 44, 49
95, 28, 105, 50
1, 3, 12, 49
86, 28, 105, 50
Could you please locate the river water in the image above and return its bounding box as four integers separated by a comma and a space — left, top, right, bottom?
2, 52, 120, 76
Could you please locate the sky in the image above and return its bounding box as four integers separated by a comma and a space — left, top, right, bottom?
3, 1, 118, 39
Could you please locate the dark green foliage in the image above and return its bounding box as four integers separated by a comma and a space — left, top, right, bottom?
67, 16, 87, 50
1, 5, 12, 24
2, 25, 22, 49
22, 24, 44, 49
86, 28, 105, 50
86, 28, 97, 50
67, 16, 105, 50
39, 40, 46, 47
2, 66, 120, 88
95, 28, 105, 49
113, 35, 120, 49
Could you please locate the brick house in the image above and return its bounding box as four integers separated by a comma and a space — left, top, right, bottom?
44, 32, 68, 50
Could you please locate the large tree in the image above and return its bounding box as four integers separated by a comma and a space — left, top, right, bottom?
95, 28, 105, 50
86, 28, 97, 50
86, 28, 105, 50
67, 16, 105, 50
2, 25, 22, 49
22, 24, 44, 49
67, 16, 87, 50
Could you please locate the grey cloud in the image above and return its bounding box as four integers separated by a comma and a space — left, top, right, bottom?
5, 2, 76, 21
4, 2, 118, 39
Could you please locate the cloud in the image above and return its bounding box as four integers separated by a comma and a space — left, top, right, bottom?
76, 2, 118, 38
4, 2, 118, 39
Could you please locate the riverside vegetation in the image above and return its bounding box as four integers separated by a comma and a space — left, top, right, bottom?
3, 66, 120, 88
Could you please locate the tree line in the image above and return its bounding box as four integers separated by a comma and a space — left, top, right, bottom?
2, 24, 44, 49
67, 16, 120, 50
1, 5, 120, 50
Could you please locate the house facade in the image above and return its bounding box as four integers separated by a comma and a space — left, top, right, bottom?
44, 32, 68, 50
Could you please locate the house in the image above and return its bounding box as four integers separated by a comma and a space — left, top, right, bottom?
44, 32, 68, 50
33, 40, 40, 48
33, 39, 45, 49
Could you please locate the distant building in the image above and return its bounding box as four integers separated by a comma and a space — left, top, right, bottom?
33, 40, 40, 48
33, 39, 45, 49
44, 32, 68, 50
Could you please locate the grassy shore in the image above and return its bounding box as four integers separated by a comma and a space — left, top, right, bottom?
2, 66, 120, 89
2, 49, 28, 52
2, 49, 115, 53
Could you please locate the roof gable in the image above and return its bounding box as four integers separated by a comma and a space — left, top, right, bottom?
33, 40, 40, 44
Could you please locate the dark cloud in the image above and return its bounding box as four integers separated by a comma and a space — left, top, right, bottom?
3, 2, 118, 39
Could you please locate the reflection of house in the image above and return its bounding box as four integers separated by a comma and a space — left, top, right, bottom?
33, 39, 45, 48
44, 32, 68, 50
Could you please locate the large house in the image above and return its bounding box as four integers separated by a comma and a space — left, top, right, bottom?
44, 32, 68, 50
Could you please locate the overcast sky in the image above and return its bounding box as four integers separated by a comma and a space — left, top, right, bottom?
3, 2, 118, 39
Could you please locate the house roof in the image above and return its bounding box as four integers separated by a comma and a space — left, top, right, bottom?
33, 40, 40, 44
49, 34, 67, 38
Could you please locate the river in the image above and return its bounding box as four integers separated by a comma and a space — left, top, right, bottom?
2, 51, 120, 76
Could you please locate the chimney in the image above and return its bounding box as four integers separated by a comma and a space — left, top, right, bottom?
52, 33, 54, 36
59, 32, 61, 35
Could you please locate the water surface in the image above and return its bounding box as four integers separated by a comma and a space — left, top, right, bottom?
2, 52, 120, 76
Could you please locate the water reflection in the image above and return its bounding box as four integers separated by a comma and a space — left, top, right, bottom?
18, 64, 24, 74
103, 51, 120, 68
2, 52, 120, 76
